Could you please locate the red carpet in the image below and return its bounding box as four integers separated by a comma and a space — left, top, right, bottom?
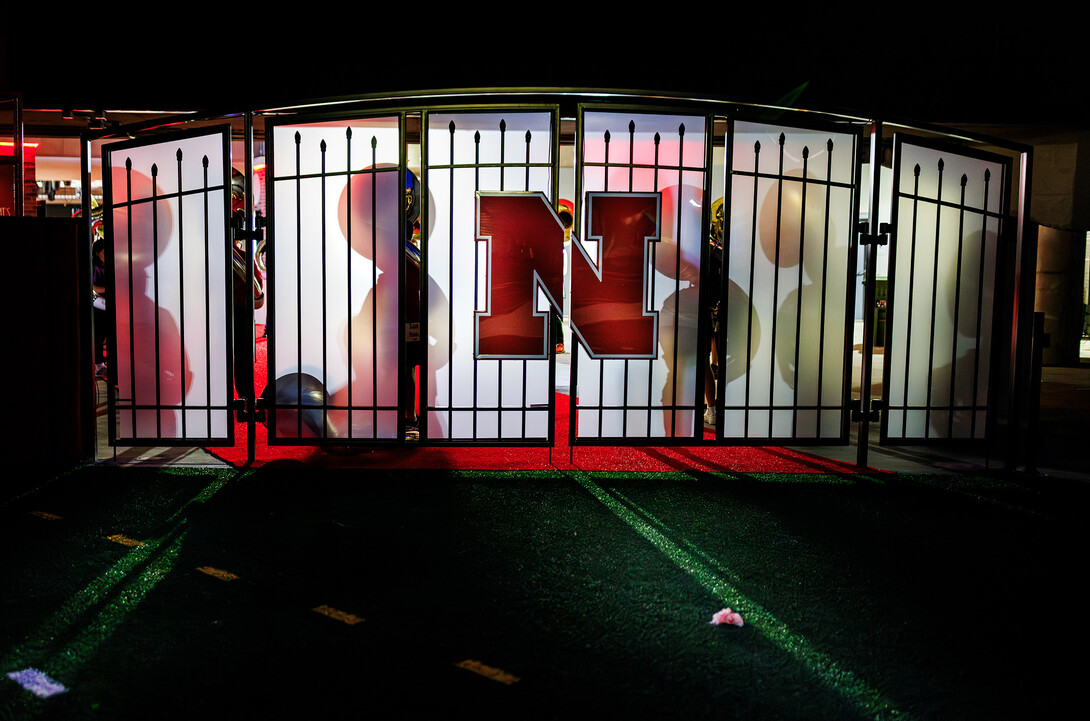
207, 328, 862, 475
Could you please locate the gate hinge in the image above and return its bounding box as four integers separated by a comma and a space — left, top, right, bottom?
857, 222, 891, 246
850, 398, 884, 422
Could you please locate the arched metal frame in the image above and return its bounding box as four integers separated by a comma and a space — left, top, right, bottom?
82, 89, 1035, 468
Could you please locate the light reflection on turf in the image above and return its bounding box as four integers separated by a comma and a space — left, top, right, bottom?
0, 470, 238, 695
572, 471, 909, 721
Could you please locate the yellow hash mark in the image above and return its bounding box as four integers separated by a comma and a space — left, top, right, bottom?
312, 605, 364, 625
196, 566, 239, 581
106, 534, 144, 547
29, 511, 63, 520
455, 659, 520, 685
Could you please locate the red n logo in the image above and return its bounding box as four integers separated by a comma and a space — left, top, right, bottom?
473, 191, 661, 360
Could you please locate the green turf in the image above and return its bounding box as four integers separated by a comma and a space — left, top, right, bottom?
1, 465, 1085, 719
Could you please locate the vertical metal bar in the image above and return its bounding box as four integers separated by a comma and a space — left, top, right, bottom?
718, 118, 735, 441
398, 117, 407, 443
498, 120, 506, 439
768, 134, 785, 438
320, 139, 329, 439
202, 157, 213, 439
670, 125, 684, 437
176, 150, 187, 438
570, 108, 584, 448
791, 145, 809, 438
244, 112, 255, 461
856, 123, 882, 467
473, 127, 481, 439
900, 166, 922, 438
346, 128, 353, 439
646, 129, 659, 438
598, 128, 609, 440
370, 139, 378, 438
125, 159, 137, 438
623, 121, 634, 438
448, 121, 456, 436
924, 158, 945, 438
744, 140, 760, 439
697, 115, 714, 442
817, 140, 834, 437
151, 163, 162, 438
295, 131, 303, 439
971, 170, 992, 439
948, 174, 968, 437
521, 127, 532, 440
419, 112, 431, 442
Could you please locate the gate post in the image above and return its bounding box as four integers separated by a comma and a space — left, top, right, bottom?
856, 123, 884, 468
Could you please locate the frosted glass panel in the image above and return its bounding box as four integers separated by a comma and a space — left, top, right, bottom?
107, 129, 232, 443
426, 111, 556, 441
722, 122, 858, 440
269, 117, 402, 441
884, 139, 1006, 440
574, 111, 706, 440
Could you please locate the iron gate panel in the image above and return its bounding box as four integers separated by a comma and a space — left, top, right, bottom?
422, 109, 559, 443
104, 127, 234, 445
719, 120, 860, 442
267, 115, 406, 443
571, 109, 710, 443
881, 136, 1010, 441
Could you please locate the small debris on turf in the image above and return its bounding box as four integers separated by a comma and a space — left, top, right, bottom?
7, 668, 67, 698
710, 608, 743, 627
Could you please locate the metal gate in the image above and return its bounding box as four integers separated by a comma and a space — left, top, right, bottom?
103, 126, 235, 446
880, 135, 1012, 442
717, 118, 861, 443
92, 94, 1030, 463
265, 114, 407, 444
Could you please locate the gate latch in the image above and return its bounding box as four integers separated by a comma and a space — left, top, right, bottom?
851, 398, 884, 422
857, 222, 891, 246
231, 213, 266, 243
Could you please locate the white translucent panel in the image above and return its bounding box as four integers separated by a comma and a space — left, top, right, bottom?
734, 122, 857, 187
270, 118, 402, 440
723, 122, 857, 440
108, 130, 231, 442
575, 112, 706, 440
885, 139, 1004, 440
426, 112, 555, 441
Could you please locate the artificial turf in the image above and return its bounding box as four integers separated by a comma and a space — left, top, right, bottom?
1, 465, 1085, 719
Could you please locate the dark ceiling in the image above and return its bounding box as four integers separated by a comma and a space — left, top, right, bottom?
3, 20, 1086, 127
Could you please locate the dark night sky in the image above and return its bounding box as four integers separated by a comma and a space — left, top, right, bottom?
3, 16, 1086, 126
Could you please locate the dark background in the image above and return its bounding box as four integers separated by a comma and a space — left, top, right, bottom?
3, 16, 1086, 125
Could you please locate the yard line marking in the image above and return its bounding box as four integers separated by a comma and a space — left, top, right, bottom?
455, 660, 520, 685
572, 472, 909, 721
312, 605, 364, 625
6, 668, 67, 698
0, 471, 240, 681
29, 511, 63, 520
196, 566, 238, 581
106, 534, 144, 547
